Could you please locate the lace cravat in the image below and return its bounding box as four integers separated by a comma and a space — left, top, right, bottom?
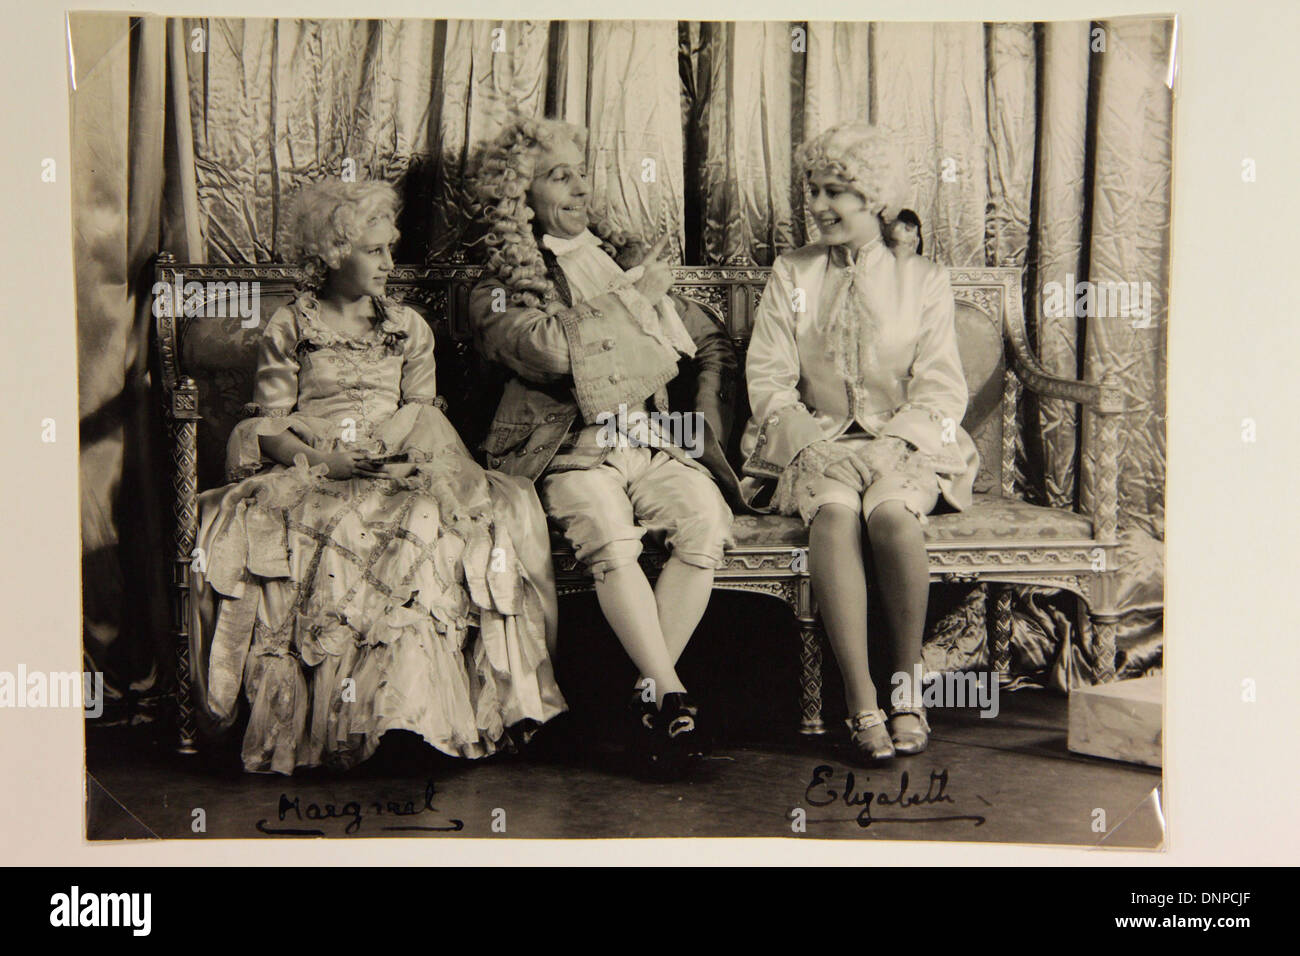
822, 238, 885, 390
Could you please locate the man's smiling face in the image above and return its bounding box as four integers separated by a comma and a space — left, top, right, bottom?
527, 139, 591, 239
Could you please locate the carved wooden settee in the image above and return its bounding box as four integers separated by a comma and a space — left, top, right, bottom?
154, 253, 1124, 753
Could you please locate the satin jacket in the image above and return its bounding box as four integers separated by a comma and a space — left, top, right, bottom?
741, 240, 980, 510
469, 247, 747, 509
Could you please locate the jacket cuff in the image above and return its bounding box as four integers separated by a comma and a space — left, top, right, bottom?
881, 405, 949, 454
882, 405, 971, 473
743, 404, 823, 478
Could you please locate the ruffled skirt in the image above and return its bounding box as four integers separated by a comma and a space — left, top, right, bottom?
193, 405, 565, 773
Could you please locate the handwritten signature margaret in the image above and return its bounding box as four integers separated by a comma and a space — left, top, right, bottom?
256, 780, 464, 836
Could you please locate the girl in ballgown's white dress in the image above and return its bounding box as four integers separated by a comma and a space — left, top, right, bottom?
194, 180, 565, 773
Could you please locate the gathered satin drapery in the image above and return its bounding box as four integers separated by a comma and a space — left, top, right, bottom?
71, 14, 189, 713
72, 16, 1171, 703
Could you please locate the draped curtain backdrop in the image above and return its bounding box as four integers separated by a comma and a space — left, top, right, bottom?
70, 16, 1171, 716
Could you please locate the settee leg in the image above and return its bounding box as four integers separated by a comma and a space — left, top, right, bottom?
990, 584, 1014, 683
1089, 612, 1120, 683
170, 405, 200, 755
1085, 568, 1120, 684
798, 620, 826, 735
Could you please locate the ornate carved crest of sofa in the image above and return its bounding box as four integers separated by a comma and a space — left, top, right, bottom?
154, 253, 1124, 753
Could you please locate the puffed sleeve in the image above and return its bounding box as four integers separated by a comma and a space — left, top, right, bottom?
249, 305, 300, 415
225, 305, 324, 481
468, 278, 573, 382
742, 256, 825, 478
881, 263, 970, 457
398, 306, 440, 406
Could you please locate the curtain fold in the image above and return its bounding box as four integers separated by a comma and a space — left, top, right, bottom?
698, 21, 801, 264
873, 22, 988, 267
1079, 18, 1172, 541
582, 20, 687, 259
984, 22, 1035, 269
427, 19, 549, 257
1034, 21, 1091, 512
798, 22, 871, 242
71, 14, 173, 713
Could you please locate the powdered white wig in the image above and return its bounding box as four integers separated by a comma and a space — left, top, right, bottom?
282, 180, 401, 279
794, 122, 911, 220
469, 115, 638, 315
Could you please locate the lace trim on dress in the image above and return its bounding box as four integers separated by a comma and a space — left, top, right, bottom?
292, 292, 409, 355
241, 402, 292, 419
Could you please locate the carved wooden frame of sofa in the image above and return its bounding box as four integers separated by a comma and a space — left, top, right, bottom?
154, 253, 1123, 753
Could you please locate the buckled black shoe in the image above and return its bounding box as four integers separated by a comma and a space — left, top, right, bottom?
649, 692, 705, 778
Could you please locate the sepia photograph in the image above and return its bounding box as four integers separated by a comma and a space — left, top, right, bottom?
65, 11, 1172, 845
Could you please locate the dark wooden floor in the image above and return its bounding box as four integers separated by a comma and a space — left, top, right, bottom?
85, 686, 1162, 846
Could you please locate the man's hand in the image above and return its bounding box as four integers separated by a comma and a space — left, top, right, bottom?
632, 235, 674, 303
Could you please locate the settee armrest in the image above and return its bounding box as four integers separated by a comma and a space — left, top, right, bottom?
1004, 302, 1124, 415
1002, 299, 1122, 545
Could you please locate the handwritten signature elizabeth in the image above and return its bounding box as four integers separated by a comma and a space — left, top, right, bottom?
803, 765, 987, 828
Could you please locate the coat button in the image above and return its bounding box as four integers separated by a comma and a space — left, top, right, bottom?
608, 374, 619, 384
603, 339, 615, 350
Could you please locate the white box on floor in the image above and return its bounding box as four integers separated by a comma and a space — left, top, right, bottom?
1067, 674, 1163, 768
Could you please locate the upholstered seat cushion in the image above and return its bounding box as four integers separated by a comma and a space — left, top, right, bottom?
925, 493, 1092, 541
552, 493, 1093, 556
726, 493, 1092, 549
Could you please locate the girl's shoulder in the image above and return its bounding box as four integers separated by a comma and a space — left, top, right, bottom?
768, 243, 834, 286
261, 296, 309, 341
774, 243, 833, 270
911, 254, 951, 293
375, 296, 424, 330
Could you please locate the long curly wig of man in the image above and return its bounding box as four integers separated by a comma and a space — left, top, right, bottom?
795, 122, 911, 222
282, 179, 402, 288
469, 116, 642, 315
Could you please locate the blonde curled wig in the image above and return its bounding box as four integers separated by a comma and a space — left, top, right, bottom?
469, 115, 640, 315
795, 122, 911, 221
282, 179, 402, 286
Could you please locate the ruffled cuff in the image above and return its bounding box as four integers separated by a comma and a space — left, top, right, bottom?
743, 403, 825, 479
240, 402, 292, 419
880, 404, 970, 473
224, 413, 323, 482
399, 395, 448, 411
881, 404, 949, 454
